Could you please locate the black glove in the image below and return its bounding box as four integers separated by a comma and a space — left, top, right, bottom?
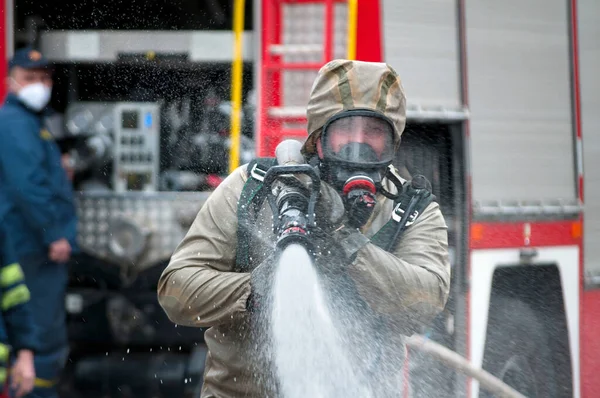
344, 188, 377, 229
314, 182, 346, 233
310, 181, 371, 264
309, 224, 369, 267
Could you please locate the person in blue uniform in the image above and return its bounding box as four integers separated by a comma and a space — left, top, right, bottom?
0, 219, 37, 398
0, 47, 78, 398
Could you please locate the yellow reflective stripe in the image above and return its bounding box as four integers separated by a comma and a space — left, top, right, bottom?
34, 377, 57, 388
0, 344, 9, 363
1, 284, 30, 310
0, 368, 6, 383
0, 263, 25, 288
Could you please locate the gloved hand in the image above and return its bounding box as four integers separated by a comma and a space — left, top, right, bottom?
314, 177, 379, 231
343, 186, 377, 228
269, 172, 345, 235
314, 181, 346, 232
310, 224, 369, 267
270, 172, 370, 267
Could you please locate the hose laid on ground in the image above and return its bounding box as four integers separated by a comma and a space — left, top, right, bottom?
405, 334, 527, 398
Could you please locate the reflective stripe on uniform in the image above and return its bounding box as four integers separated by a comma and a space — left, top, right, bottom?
34, 377, 57, 388
0, 343, 10, 384
0, 344, 9, 364
1, 285, 30, 310
0, 263, 25, 288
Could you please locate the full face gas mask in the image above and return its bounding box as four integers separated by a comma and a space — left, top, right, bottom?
317, 110, 399, 228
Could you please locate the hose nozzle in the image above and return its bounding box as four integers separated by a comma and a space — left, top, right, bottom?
263, 161, 321, 252
275, 186, 313, 250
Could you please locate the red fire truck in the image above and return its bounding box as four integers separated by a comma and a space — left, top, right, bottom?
1, 0, 599, 397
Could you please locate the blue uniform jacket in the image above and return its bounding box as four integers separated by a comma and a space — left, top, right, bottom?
0, 93, 78, 258
0, 218, 39, 379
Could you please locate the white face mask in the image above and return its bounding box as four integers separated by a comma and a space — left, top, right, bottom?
16, 82, 52, 112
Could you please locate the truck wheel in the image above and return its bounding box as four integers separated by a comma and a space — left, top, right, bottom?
480, 296, 558, 398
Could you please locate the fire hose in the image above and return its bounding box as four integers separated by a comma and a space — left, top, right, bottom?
405, 334, 527, 398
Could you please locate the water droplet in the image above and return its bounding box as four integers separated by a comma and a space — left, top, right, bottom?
127, 348, 130, 353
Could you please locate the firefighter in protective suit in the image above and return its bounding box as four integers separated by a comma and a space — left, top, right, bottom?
158, 60, 451, 397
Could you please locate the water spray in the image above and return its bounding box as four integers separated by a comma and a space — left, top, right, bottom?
263, 142, 526, 398
264, 141, 368, 398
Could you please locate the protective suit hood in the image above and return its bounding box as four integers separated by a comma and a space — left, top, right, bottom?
302, 59, 407, 157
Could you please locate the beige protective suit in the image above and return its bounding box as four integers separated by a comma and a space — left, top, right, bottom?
158, 60, 451, 397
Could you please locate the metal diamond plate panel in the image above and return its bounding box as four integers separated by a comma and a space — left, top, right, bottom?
75, 191, 210, 271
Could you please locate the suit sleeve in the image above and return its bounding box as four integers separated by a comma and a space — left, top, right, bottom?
344, 201, 451, 323
157, 167, 251, 328
0, 119, 63, 245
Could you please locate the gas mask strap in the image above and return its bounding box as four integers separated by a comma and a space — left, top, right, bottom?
370, 174, 437, 252
377, 165, 404, 201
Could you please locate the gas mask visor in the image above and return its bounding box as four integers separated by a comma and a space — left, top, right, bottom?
321, 110, 395, 169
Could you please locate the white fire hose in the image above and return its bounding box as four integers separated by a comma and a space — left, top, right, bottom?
405, 335, 527, 398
